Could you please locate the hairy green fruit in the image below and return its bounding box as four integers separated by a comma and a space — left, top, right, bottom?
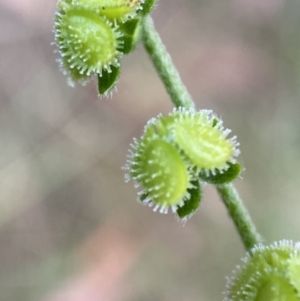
54, 0, 157, 90
149, 108, 240, 174
127, 134, 193, 214
67, 0, 146, 21
225, 240, 300, 301
55, 6, 123, 82
172, 109, 240, 173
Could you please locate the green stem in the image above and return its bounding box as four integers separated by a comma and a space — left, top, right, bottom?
142, 16, 195, 109
142, 16, 262, 251
216, 183, 262, 250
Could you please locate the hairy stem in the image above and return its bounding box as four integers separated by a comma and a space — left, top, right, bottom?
142, 16, 195, 109
216, 183, 262, 250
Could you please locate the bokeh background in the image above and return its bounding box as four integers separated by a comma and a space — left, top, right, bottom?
1, 0, 300, 300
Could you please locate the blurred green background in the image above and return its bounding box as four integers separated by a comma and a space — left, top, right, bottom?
1, 0, 300, 300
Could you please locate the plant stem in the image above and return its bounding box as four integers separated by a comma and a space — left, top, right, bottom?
142, 16, 195, 109
216, 183, 262, 250
142, 16, 262, 251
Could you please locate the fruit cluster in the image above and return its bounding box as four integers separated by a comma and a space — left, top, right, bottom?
54, 0, 156, 95
125, 107, 241, 220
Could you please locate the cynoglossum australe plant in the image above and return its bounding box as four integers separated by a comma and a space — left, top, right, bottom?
53, 1, 299, 299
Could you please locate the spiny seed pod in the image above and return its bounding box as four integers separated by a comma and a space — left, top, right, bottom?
125, 108, 240, 216
68, 0, 146, 22
171, 108, 240, 174
126, 130, 195, 214
55, 5, 123, 83
225, 240, 300, 301
147, 108, 240, 174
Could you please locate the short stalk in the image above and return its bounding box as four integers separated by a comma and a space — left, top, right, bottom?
216, 183, 262, 251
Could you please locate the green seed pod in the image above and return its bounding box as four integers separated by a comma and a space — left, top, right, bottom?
55, 5, 123, 82
225, 240, 300, 301
171, 108, 240, 173
67, 0, 146, 22
147, 108, 240, 174
125, 125, 194, 214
